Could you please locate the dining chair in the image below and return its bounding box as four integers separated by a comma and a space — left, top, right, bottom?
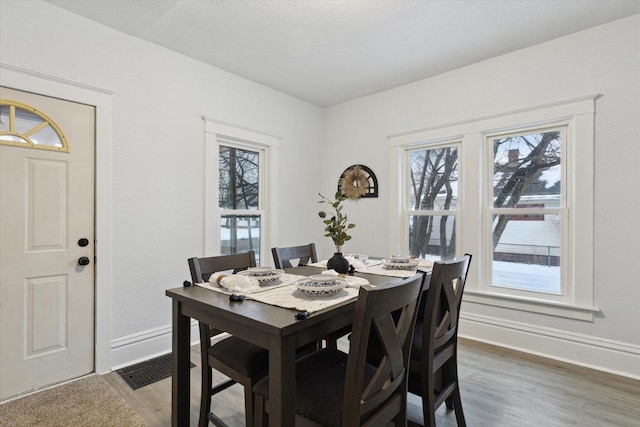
253, 272, 426, 427
409, 254, 472, 427
188, 251, 268, 427
272, 242, 347, 349
271, 243, 318, 269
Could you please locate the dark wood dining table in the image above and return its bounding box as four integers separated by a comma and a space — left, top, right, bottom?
165, 265, 408, 426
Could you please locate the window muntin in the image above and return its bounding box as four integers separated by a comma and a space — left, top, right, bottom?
408, 144, 459, 261
0, 101, 69, 151
486, 127, 566, 296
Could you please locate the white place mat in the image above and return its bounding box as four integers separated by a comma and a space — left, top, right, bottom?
196, 272, 370, 313
194, 273, 306, 295
317, 270, 370, 288
308, 259, 383, 269
358, 259, 434, 278
248, 284, 360, 314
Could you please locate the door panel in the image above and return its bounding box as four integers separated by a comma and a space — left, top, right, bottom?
0, 87, 95, 400
27, 275, 67, 356
28, 158, 68, 250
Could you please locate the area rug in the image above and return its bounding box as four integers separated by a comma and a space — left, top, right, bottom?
0, 375, 146, 426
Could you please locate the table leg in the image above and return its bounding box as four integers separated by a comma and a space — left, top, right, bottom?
172, 299, 191, 427
268, 334, 296, 426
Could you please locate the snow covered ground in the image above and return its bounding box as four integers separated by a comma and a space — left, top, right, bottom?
422, 256, 561, 294
492, 260, 560, 294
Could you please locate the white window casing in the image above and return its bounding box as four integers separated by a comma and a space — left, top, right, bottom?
389, 95, 600, 320
203, 118, 280, 263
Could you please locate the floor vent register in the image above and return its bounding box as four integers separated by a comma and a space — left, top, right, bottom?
117, 353, 195, 390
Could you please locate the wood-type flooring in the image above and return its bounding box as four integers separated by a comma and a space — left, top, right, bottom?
104, 338, 640, 426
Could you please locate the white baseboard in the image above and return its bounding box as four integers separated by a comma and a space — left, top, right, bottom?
459, 312, 640, 380
110, 312, 640, 380
110, 321, 201, 371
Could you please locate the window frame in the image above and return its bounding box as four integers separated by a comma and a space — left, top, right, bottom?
204, 119, 279, 264
389, 95, 599, 320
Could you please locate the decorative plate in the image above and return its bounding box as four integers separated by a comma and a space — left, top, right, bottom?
382, 259, 419, 270
238, 268, 284, 284
389, 255, 412, 263
345, 253, 369, 262
294, 275, 347, 295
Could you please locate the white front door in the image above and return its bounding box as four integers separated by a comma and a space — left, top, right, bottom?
0, 87, 95, 400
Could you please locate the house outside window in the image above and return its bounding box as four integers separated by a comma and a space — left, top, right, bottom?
389, 96, 598, 320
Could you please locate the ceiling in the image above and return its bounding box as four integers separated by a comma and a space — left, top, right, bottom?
45, 0, 640, 107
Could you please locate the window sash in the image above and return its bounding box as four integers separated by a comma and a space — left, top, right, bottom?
217, 142, 264, 261
404, 141, 461, 260
218, 145, 261, 211
483, 125, 568, 300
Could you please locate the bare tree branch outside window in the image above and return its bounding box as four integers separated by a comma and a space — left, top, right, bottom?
219, 146, 259, 209
492, 131, 561, 250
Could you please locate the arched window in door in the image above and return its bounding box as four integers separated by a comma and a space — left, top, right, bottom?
0, 99, 69, 152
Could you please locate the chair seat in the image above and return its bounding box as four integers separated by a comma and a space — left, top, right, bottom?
209, 336, 269, 377
254, 348, 377, 427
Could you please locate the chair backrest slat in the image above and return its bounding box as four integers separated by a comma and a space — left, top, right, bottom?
271, 244, 317, 269
188, 251, 257, 283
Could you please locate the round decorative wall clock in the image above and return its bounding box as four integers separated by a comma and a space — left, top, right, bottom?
338, 164, 378, 199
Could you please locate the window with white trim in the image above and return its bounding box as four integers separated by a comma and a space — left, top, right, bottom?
204, 119, 279, 265
389, 96, 598, 320
486, 126, 565, 297
408, 143, 460, 261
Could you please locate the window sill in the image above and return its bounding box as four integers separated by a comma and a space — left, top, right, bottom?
463, 290, 600, 321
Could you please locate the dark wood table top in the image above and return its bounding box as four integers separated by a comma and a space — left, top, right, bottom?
166, 265, 406, 341
166, 265, 414, 426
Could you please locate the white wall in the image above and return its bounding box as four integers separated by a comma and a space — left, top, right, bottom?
324, 14, 640, 377
0, 1, 325, 366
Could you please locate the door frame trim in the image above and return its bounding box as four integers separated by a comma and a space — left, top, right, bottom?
1, 62, 113, 374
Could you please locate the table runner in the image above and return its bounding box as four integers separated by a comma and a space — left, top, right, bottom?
195, 272, 306, 295
358, 259, 433, 277
249, 284, 359, 313
308, 259, 383, 269
310, 258, 434, 278
195, 273, 369, 313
